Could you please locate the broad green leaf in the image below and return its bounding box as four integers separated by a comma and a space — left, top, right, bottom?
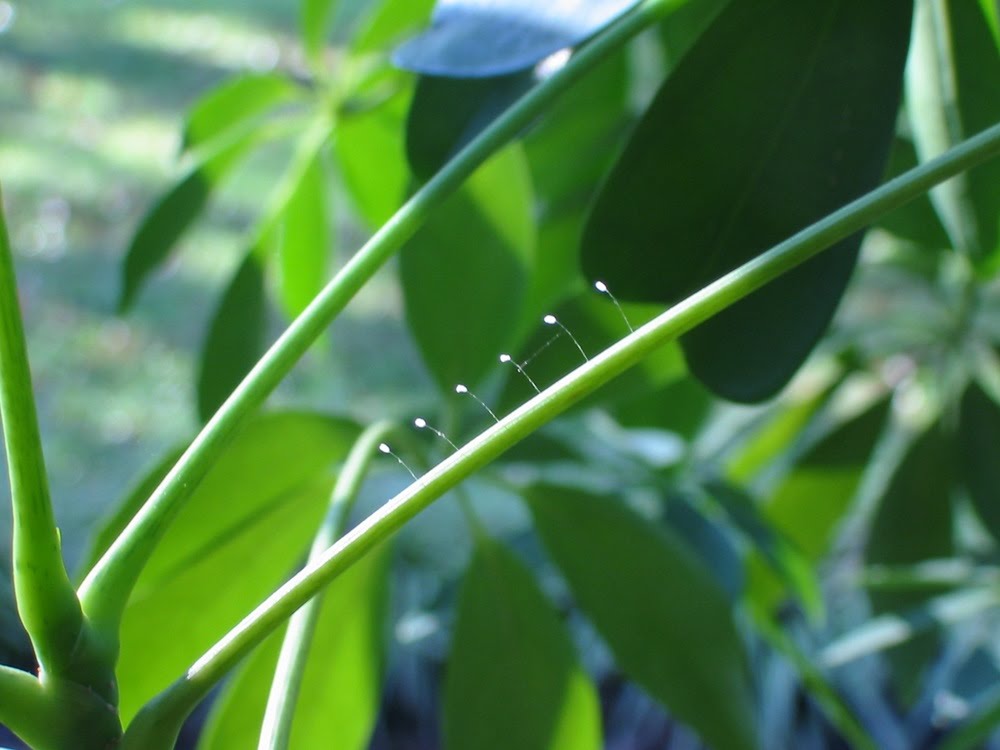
983, 0, 1000, 47
526, 484, 758, 750
906, 0, 1000, 266
277, 151, 330, 318
958, 382, 1000, 541
444, 537, 601, 750
335, 82, 411, 228
196, 254, 266, 423
582, 0, 913, 402
115, 412, 358, 721
866, 422, 955, 703
198, 546, 390, 750
611, 374, 713, 438
663, 496, 744, 599
657, 0, 730, 66
392, 0, 641, 76
182, 74, 304, 153
119, 136, 256, 312
302, 0, 340, 65
353, 0, 435, 52
406, 72, 533, 182
401, 146, 535, 391
498, 292, 685, 412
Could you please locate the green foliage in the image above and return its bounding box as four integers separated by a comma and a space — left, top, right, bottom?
3, 0, 1000, 748
526, 484, 758, 750
582, 0, 913, 401
444, 536, 601, 750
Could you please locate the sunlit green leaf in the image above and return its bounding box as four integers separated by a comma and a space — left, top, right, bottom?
198, 546, 390, 750
401, 146, 535, 390
302, 0, 341, 65
353, 0, 435, 52
113, 412, 358, 721
277, 151, 330, 318
444, 537, 601, 750
183, 74, 304, 153
526, 484, 758, 750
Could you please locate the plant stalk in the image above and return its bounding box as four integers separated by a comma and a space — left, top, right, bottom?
258, 421, 394, 750
0, 184, 84, 678
79, 0, 682, 643
122, 122, 1000, 750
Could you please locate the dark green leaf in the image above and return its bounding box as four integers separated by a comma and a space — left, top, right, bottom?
866, 422, 955, 702
657, 0, 730, 67
302, 0, 340, 64
906, 0, 1000, 265
526, 484, 758, 750
663, 497, 744, 599
393, 0, 641, 76
182, 74, 304, 153
611, 375, 713, 438
582, 0, 913, 402
119, 137, 255, 312
198, 546, 390, 750
406, 72, 534, 182
277, 151, 330, 318
401, 146, 535, 391
959, 382, 1000, 542
114, 412, 358, 721
444, 537, 601, 750
196, 253, 267, 423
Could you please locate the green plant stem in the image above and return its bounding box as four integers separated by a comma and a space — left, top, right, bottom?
79, 0, 681, 643
258, 420, 394, 750
0, 666, 120, 750
0, 184, 83, 677
122, 123, 1000, 750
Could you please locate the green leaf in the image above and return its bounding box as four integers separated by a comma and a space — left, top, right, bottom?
302, 0, 340, 65
335, 83, 411, 228
444, 537, 601, 750
526, 484, 758, 750
182, 74, 304, 153
866, 422, 955, 702
276, 151, 330, 318
119, 137, 256, 312
582, 0, 913, 402
114, 412, 358, 721
198, 545, 390, 750
196, 254, 267, 423
352, 0, 435, 53
906, 0, 1000, 266
657, 0, 730, 67
958, 382, 1000, 542
401, 146, 535, 391
406, 72, 534, 182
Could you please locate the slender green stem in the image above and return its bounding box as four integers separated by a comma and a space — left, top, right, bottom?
79, 0, 680, 643
0, 184, 83, 677
122, 123, 1000, 749
258, 421, 394, 750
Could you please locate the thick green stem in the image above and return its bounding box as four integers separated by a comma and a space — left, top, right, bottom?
122, 122, 1000, 750
0, 185, 84, 677
78, 0, 680, 644
258, 421, 394, 750
0, 666, 120, 750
